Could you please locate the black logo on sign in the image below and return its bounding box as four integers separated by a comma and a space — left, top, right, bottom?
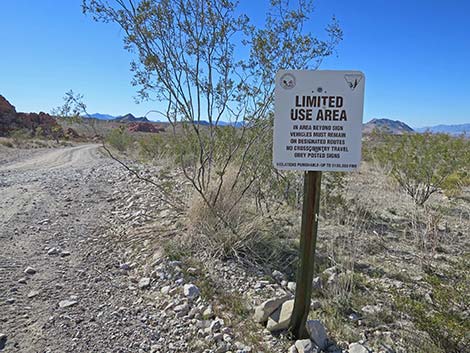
344, 74, 363, 91
280, 73, 296, 89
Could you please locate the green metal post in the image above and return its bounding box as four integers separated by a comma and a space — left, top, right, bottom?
288, 170, 322, 339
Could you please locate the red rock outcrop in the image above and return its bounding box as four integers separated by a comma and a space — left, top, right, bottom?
127, 122, 165, 133
0, 95, 64, 138
0, 95, 20, 136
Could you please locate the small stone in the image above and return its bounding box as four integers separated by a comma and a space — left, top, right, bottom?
59, 300, 78, 308
119, 263, 131, 270
60, 250, 71, 257
348, 313, 360, 321
47, 247, 59, 255
210, 318, 224, 333
311, 300, 321, 310
203, 305, 214, 319
183, 284, 200, 299
138, 277, 151, 289
0, 333, 6, 347
306, 320, 327, 350
173, 303, 189, 314
288, 345, 299, 353
6, 298, 15, 304
348, 342, 370, 353
187, 267, 198, 274
253, 295, 292, 323
272, 270, 285, 280
27, 290, 40, 298
322, 266, 336, 277
160, 285, 171, 295
266, 299, 294, 332
18, 278, 27, 284
295, 339, 317, 353
213, 332, 224, 341
287, 282, 296, 291
312, 276, 322, 290
24, 266, 37, 275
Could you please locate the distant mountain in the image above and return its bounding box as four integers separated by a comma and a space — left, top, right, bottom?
192, 120, 245, 127
415, 123, 470, 136
86, 113, 116, 120
363, 118, 414, 135
114, 113, 149, 123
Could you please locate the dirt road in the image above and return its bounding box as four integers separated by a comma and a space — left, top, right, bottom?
0, 145, 160, 352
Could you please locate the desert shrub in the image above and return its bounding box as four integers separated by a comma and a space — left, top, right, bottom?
169, 167, 298, 272
394, 271, 469, 353
138, 134, 168, 162
10, 129, 30, 145
374, 132, 470, 205
321, 172, 347, 216
106, 127, 134, 152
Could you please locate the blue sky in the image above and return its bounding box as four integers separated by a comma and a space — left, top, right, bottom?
1, 0, 469, 128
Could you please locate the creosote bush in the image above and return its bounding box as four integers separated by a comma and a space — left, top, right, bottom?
106, 127, 134, 152
373, 132, 470, 205
83, 0, 343, 227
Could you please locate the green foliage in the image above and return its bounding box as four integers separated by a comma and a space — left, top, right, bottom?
10, 129, 30, 144
83, 0, 343, 218
106, 127, 134, 152
138, 133, 168, 162
394, 270, 470, 353
373, 132, 470, 205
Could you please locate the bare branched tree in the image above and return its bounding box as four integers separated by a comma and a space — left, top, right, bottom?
82, 0, 342, 224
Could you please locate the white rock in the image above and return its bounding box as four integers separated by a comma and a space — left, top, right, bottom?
138, 277, 151, 289
253, 295, 292, 323
306, 320, 327, 350
47, 247, 59, 255
266, 299, 294, 332
210, 318, 224, 333
295, 339, 317, 353
312, 276, 322, 290
183, 284, 200, 299
288, 344, 299, 353
24, 266, 37, 275
322, 266, 336, 277
160, 285, 171, 295
27, 290, 40, 298
59, 300, 78, 308
348, 342, 370, 353
287, 282, 296, 291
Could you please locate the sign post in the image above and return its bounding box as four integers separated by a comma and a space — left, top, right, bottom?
273, 70, 365, 339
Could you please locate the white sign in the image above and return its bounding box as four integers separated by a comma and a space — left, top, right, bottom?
273, 70, 365, 172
